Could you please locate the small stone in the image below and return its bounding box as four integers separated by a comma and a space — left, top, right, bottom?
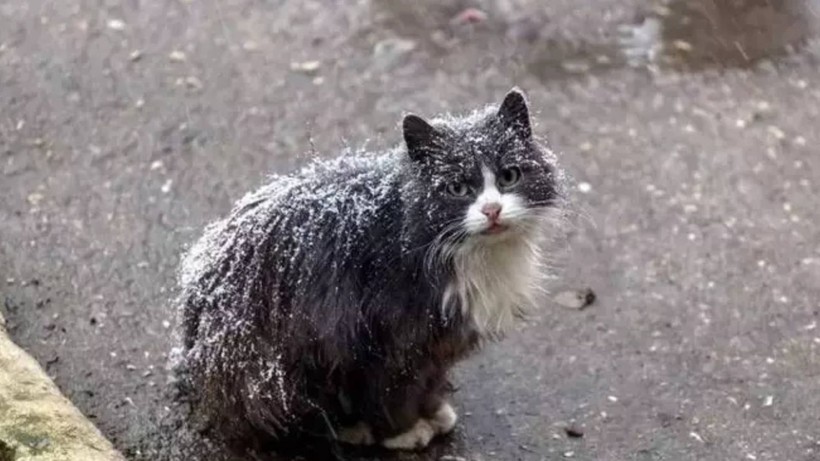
27, 192, 44, 206
107, 19, 126, 31
564, 424, 584, 438
184, 76, 203, 90
372, 38, 416, 68
767, 125, 785, 140
169, 50, 187, 62
129, 50, 142, 61
672, 40, 692, 51
553, 288, 596, 310
162, 320, 171, 329
578, 182, 592, 193
563, 451, 575, 458
561, 59, 591, 74
161, 179, 173, 194
242, 40, 258, 51
763, 395, 773, 407
289, 60, 321, 75
135, 98, 145, 108
150, 160, 164, 170
607, 395, 619, 403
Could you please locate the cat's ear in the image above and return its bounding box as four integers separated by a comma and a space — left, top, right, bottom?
497, 88, 532, 139
403, 114, 440, 161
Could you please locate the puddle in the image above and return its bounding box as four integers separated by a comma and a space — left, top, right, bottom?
532, 0, 820, 80
620, 0, 820, 71
370, 0, 820, 81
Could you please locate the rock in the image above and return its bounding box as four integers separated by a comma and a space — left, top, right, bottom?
372, 38, 416, 70
564, 423, 585, 438
26, 192, 44, 206
554, 288, 596, 310
184, 76, 203, 91
0, 310, 125, 460
168, 50, 187, 62
289, 60, 321, 75
106, 19, 126, 31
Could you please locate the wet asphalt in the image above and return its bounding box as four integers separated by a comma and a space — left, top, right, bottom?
2, 0, 820, 460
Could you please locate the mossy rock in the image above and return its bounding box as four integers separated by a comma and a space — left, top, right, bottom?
0, 311, 124, 461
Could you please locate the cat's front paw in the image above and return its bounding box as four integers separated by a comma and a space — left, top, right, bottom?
382, 419, 435, 451
336, 421, 375, 446
429, 401, 458, 434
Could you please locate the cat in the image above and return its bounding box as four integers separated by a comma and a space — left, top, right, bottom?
173, 89, 566, 453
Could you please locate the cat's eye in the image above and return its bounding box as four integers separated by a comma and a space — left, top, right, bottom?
446, 182, 470, 197
498, 167, 522, 188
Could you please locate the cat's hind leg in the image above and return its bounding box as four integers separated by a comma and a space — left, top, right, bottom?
380, 399, 457, 450
336, 421, 375, 446
381, 418, 436, 450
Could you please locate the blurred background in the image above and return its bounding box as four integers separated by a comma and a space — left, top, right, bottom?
1, 0, 819, 460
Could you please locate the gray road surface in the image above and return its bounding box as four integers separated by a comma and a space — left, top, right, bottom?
2, 0, 820, 460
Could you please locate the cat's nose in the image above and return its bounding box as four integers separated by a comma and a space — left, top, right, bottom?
481, 203, 502, 222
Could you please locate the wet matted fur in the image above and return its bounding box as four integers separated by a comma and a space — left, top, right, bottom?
173, 89, 568, 452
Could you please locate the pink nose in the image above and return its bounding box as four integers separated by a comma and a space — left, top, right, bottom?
481, 203, 502, 222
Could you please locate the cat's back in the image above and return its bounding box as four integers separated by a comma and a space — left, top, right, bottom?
180, 150, 403, 293
266, 151, 402, 243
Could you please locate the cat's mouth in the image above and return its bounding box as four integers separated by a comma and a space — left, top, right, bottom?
481, 222, 509, 235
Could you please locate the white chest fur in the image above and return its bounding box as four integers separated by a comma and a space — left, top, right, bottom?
442, 235, 542, 337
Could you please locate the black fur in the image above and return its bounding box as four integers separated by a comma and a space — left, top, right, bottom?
174, 89, 559, 451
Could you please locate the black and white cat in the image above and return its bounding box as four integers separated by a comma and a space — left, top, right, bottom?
174, 89, 565, 452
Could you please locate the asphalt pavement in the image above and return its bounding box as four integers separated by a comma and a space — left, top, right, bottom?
1, 1, 820, 460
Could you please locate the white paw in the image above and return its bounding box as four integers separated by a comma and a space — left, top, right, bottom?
336, 421, 375, 446
429, 402, 458, 434
382, 419, 435, 451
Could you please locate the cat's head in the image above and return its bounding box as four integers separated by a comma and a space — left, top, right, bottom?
401, 89, 560, 250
